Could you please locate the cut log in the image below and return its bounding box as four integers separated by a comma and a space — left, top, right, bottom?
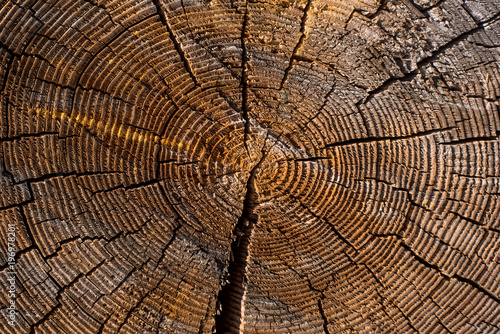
1, 0, 500, 333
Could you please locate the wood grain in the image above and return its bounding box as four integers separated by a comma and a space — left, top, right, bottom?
1, 0, 500, 333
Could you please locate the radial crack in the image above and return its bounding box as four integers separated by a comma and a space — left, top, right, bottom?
215, 150, 266, 333
152, 0, 200, 87
400, 242, 450, 280
239, 0, 252, 160
279, 0, 313, 90
359, 10, 500, 106
322, 126, 455, 149
453, 274, 500, 305
318, 299, 332, 334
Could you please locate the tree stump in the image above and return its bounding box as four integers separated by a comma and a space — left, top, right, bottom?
1, 0, 500, 333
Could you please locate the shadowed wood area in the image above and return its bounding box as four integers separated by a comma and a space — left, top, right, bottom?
1, 0, 500, 332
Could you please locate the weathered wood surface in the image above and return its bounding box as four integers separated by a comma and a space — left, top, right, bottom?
1, 0, 500, 333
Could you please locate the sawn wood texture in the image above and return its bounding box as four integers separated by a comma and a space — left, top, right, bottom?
1, 0, 500, 333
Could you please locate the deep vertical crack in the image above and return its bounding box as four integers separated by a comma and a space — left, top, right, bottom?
240, 0, 252, 159
215, 150, 266, 333
214, 5, 265, 330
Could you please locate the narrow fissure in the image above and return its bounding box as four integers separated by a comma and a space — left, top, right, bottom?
400, 243, 451, 280
318, 299, 332, 334
215, 151, 266, 333
152, 0, 200, 87
322, 126, 455, 149
359, 10, 500, 106
279, 0, 313, 90
453, 274, 500, 305
240, 0, 252, 159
